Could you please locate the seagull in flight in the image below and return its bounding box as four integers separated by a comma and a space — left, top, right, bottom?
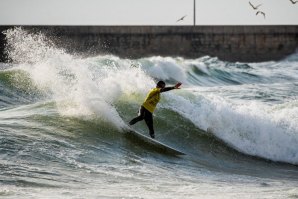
249, 1, 262, 10
176, 15, 187, 22
256, 11, 266, 18
289, 0, 298, 4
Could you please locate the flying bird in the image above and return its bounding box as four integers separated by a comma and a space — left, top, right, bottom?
249, 1, 262, 10
289, 0, 298, 4
256, 11, 266, 18
176, 15, 187, 22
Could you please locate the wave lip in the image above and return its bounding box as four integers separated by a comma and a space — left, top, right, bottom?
172, 93, 298, 165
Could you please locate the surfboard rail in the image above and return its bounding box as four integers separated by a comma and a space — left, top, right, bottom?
125, 129, 185, 156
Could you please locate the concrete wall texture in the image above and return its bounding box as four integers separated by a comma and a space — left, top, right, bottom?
0, 25, 298, 62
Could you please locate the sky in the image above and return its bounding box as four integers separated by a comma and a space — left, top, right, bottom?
0, 0, 297, 25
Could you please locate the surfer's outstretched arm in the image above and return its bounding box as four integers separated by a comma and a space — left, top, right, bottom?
160, 87, 175, 92
160, 82, 182, 93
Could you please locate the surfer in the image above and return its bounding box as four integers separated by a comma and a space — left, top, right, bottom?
129, 81, 182, 138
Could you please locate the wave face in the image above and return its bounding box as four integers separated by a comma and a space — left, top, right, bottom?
1, 27, 298, 198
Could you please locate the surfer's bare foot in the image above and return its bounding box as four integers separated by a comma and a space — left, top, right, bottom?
150, 133, 155, 139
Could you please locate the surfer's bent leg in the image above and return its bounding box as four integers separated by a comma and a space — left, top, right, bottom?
129, 106, 145, 125
144, 109, 154, 138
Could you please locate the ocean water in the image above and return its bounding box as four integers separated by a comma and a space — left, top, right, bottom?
0, 27, 298, 199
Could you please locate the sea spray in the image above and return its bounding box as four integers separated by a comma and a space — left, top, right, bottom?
3, 28, 155, 129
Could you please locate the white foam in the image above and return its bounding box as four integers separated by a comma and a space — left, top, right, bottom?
140, 56, 188, 84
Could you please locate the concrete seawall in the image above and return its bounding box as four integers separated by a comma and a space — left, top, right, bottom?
0, 25, 298, 62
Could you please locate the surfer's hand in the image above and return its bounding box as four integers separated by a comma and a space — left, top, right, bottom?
174, 82, 182, 89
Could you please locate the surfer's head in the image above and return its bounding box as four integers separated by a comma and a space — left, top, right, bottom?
156, 81, 166, 88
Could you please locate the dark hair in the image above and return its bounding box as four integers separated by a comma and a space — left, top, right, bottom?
157, 80, 166, 87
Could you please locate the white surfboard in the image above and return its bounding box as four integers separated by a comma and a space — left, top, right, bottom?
125, 128, 185, 155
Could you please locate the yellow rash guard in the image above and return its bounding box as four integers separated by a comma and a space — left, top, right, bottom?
142, 88, 161, 113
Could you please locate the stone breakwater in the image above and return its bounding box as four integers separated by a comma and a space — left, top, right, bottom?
0, 25, 297, 62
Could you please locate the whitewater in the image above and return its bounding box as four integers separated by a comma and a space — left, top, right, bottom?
0, 27, 298, 198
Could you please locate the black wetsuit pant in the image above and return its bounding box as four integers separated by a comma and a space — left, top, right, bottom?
129, 106, 154, 138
